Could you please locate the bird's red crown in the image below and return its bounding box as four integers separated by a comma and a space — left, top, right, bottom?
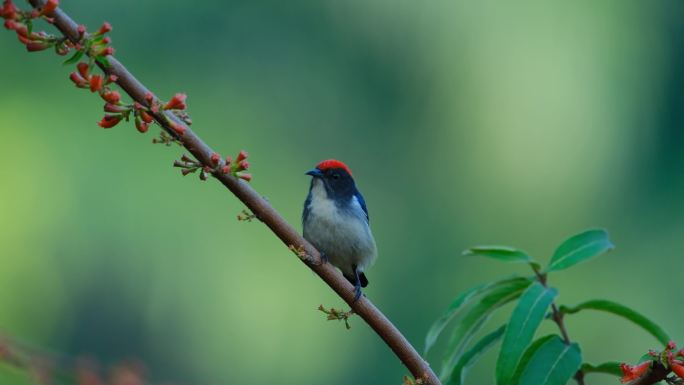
316, 159, 352, 176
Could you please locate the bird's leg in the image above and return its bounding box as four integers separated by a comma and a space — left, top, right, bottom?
319, 252, 329, 264
352, 265, 363, 302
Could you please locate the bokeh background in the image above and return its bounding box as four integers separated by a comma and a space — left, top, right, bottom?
1, 0, 683, 384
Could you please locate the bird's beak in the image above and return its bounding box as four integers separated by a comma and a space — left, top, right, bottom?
306, 169, 324, 178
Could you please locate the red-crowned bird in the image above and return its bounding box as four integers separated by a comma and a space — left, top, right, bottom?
303, 160, 378, 301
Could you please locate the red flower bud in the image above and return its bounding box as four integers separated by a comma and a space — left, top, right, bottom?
668, 341, 677, 351
672, 361, 684, 379
135, 117, 149, 133
76, 62, 89, 79
102, 36, 111, 44
238, 173, 252, 182
99, 46, 114, 56
4, 19, 18, 31
224, 155, 232, 165
97, 114, 122, 128
145, 92, 154, 105
40, 0, 58, 16
237, 160, 249, 171
77, 24, 86, 36
104, 103, 128, 113
26, 41, 50, 52
101, 90, 121, 104
210, 152, 220, 165
107, 74, 118, 83
69, 72, 87, 87
1, 1, 17, 19
236, 150, 248, 163
620, 362, 651, 383
164, 93, 187, 110
97, 22, 111, 35
13, 23, 27, 37
139, 110, 153, 123
221, 166, 230, 174
89, 75, 103, 92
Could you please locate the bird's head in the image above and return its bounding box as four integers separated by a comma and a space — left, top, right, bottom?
306, 159, 356, 199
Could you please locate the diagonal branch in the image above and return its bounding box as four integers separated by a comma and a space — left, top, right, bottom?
24, 0, 441, 383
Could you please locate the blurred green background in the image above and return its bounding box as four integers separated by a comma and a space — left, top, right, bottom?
1, 0, 683, 384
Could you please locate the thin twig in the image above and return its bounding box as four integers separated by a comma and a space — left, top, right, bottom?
24, 1, 440, 383
533, 267, 585, 385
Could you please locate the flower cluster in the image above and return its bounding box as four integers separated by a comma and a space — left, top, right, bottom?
173, 150, 251, 182
2, 0, 62, 53
620, 341, 684, 384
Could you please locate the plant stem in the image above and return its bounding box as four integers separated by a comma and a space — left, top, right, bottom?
533, 267, 585, 385
24, 1, 441, 383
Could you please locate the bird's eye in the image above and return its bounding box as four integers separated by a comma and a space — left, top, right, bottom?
332, 173, 340, 180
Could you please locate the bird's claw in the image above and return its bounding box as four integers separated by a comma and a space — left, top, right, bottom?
319, 252, 329, 265
353, 284, 363, 302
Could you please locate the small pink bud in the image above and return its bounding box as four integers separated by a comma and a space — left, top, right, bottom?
26, 41, 50, 52
4, 19, 18, 31
107, 74, 118, 83
77, 62, 89, 79
669, 341, 677, 351
89, 75, 103, 92
210, 153, 220, 165
99, 46, 114, 56
164, 93, 187, 110
102, 36, 111, 44
13, 23, 27, 37
1, 1, 17, 19
97, 22, 111, 35
40, 0, 58, 16
139, 110, 153, 123
145, 92, 154, 105
237, 160, 249, 171
97, 114, 122, 128
104, 103, 127, 113
69, 72, 87, 87
135, 118, 149, 133
224, 155, 232, 165
77, 24, 86, 36
238, 173, 252, 182
221, 166, 230, 174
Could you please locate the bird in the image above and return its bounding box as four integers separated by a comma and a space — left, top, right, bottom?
302, 159, 378, 301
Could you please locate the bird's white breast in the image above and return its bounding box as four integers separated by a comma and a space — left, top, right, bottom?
303, 180, 377, 276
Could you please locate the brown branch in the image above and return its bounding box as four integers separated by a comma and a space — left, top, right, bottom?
24, 0, 440, 383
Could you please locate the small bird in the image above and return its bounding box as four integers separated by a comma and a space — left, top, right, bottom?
302, 159, 378, 301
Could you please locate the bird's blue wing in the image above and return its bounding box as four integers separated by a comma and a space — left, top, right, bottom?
354, 190, 369, 223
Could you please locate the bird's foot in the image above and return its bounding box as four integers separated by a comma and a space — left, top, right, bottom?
353, 284, 363, 302
318, 252, 329, 265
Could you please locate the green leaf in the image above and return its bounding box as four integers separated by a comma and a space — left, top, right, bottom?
464, 246, 540, 269
545, 229, 614, 273
581, 362, 622, 377
560, 299, 670, 346
509, 335, 557, 385
447, 324, 506, 385
518, 336, 582, 385
63, 49, 85, 65
425, 276, 526, 355
496, 282, 558, 385
440, 278, 532, 382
